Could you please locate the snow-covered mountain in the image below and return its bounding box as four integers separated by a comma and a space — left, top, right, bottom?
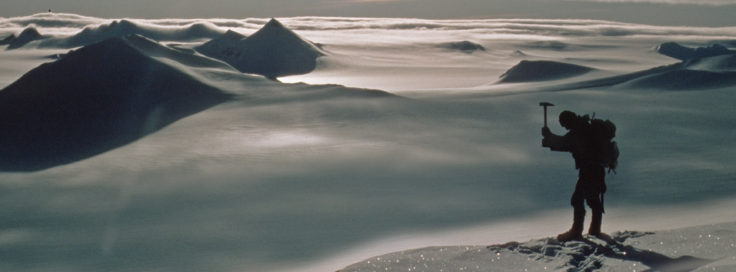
196, 18, 325, 79
4, 26, 44, 49
45, 19, 223, 48
0, 34, 231, 171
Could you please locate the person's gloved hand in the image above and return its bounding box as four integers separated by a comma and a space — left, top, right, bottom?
541, 127, 551, 137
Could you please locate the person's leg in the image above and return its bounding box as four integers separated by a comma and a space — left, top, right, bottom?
588, 206, 602, 235
586, 192, 604, 236
583, 166, 606, 236
557, 184, 585, 242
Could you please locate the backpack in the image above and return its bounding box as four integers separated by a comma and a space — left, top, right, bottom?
588, 116, 619, 174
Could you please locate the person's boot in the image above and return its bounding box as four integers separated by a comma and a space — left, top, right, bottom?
588, 211, 602, 236
557, 211, 584, 242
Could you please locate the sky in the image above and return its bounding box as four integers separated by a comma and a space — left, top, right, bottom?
1, 0, 736, 26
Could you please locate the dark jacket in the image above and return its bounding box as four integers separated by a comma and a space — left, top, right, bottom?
542, 127, 597, 169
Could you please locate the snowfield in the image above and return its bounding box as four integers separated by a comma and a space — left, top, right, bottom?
0, 13, 735, 272
340, 222, 736, 272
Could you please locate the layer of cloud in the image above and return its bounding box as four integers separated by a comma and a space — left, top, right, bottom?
570, 0, 736, 5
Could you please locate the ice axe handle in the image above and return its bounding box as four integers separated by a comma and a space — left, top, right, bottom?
539, 102, 554, 128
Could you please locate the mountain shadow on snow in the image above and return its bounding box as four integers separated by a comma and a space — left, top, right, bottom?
498, 60, 595, 83
0, 34, 231, 171
195, 19, 325, 80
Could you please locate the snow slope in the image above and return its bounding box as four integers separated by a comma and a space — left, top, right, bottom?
340, 222, 736, 272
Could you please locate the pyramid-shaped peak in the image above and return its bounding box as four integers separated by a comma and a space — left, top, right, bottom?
196, 17, 325, 79
265, 18, 285, 28
249, 18, 314, 44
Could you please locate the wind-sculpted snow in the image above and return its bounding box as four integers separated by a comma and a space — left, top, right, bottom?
0, 35, 231, 171
498, 60, 595, 83
196, 19, 325, 79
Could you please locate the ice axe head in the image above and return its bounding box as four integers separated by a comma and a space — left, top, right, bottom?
539, 102, 554, 127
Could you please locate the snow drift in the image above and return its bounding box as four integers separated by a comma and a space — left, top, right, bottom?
196, 19, 325, 79
498, 60, 595, 83
0, 34, 231, 171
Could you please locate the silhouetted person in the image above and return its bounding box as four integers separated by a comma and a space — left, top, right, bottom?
542, 110, 607, 242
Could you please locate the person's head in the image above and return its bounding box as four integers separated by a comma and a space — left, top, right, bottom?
559, 110, 578, 130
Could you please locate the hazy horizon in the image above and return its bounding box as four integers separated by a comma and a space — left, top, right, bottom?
2, 0, 736, 27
